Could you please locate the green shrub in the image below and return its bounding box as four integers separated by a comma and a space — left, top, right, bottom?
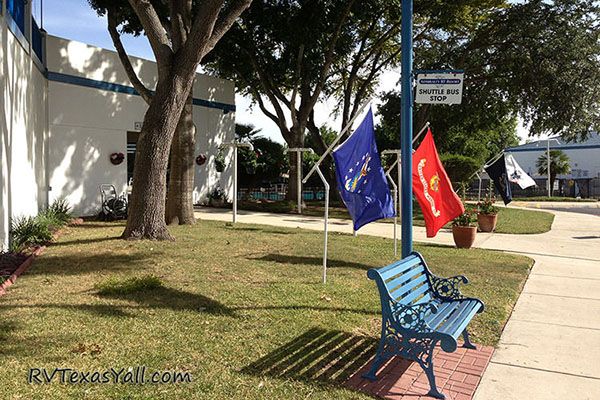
9, 216, 53, 251
47, 198, 73, 223
38, 210, 64, 232
95, 275, 163, 295
440, 154, 481, 185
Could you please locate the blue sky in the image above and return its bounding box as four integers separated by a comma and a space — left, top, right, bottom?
41, 0, 530, 144
43, 0, 153, 60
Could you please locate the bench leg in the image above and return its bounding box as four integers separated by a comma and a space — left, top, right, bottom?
362, 333, 388, 381
462, 329, 476, 350
418, 341, 446, 400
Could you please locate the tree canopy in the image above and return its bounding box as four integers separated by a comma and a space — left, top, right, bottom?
412, 0, 600, 141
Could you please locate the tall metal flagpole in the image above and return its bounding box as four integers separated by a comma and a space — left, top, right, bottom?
547, 138, 551, 197
400, 0, 414, 258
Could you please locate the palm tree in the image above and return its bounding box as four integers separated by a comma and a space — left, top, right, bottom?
235, 123, 263, 142
536, 150, 571, 195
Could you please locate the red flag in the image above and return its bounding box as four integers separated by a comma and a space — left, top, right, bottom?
412, 129, 464, 237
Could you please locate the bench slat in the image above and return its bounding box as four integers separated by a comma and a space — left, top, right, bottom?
389, 274, 427, 301
399, 281, 430, 305
439, 301, 479, 337
385, 265, 425, 291
379, 256, 422, 281
416, 292, 434, 305
448, 304, 481, 340
426, 301, 458, 329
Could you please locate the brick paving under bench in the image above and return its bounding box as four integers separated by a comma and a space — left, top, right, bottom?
345, 344, 494, 400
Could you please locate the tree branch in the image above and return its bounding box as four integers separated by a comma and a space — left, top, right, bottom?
305, 0, 356, 115
207, 0, 253, 52
127, 0, 173, 74
170, 0, 192, 52
129, 0, 173, 62
289, 45, 304, 126
107, 8, 153, 104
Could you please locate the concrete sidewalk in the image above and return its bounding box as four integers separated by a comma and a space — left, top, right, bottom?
195, 207, 600, 399
512, 200, 600, 217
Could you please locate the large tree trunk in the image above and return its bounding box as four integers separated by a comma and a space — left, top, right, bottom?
286, 128, 304, 203
165, 91, 196, 225
123, 77, 191, 240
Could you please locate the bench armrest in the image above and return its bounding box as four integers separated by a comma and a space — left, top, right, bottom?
390, 300, 438, 333
430, 275, 468, 301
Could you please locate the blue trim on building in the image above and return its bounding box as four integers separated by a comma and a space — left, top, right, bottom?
507, 144, 600, 152
46, 71, 236, 113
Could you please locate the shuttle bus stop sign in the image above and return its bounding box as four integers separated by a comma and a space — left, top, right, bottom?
415, 72, 464, 104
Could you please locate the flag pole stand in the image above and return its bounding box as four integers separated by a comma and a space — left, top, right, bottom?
380, 122, 428, 257
303, 100, 371, 184
477, 172, 482, 202
288, 148, 329, 283
314, 165, 329, 284
385, 169, 399, 257
220, 141, 253, 223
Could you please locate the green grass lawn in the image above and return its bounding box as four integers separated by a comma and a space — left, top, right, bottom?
233, 200, 555, 234
0, 221, 532, 399
513, 196, 598, 202
493, 207, 555, 234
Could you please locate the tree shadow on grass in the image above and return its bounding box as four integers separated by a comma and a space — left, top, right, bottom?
250, 254, 371, 270
95, 286, 235, 316
50, 236, 122, 247
241, 327, 412, 395
27, 253, 153, 276
231, 304, 378, 316
1, 287, 234, 325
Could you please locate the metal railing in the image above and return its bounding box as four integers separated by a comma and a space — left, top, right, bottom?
237, 186, 327, 202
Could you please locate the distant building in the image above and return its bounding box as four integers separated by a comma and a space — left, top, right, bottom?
1, 2, 236, 250
505, 133, 600, 198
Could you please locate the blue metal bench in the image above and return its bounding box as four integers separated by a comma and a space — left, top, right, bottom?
363, 252, 484, 399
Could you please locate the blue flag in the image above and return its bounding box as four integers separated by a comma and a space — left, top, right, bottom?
332, 108, 395, 230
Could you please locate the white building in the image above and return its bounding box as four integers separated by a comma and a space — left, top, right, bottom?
506, 133, 600, 198
1, 2, 235, 250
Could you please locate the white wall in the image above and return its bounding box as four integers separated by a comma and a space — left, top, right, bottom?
509, 147, 600, 180
0, 17, 48, 251
45, 36, 235, 216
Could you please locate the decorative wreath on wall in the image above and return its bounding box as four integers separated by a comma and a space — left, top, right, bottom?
110, 152, 125, 165
196, 154, 207, 166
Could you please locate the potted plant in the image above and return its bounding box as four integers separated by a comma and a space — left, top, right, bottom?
477, 197, 499, 232
208, 186, 227, 207
452, 207, 477, 249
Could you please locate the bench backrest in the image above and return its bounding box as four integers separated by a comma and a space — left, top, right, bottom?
367, 252, 434, 314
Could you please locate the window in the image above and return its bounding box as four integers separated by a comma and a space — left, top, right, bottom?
6, 0, 26, 37
31, 14, 43, 61
31, 0, 44, 62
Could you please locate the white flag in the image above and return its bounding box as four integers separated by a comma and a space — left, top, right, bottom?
504, 153, 536, 189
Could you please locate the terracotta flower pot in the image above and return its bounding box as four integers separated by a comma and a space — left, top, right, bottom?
452, 225, 477, 249
477, 213, 498, 232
